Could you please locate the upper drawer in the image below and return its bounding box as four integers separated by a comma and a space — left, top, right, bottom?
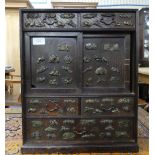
80, 13, 135, 29
22, 11, 136, 30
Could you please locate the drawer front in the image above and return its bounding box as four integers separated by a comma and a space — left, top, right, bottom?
23, 12, 78, 29
22, 12, 135, 30
26, 98, 79, 116
26, 118, 134, 143
80, 13, 135, 29
81, 97, 134, 116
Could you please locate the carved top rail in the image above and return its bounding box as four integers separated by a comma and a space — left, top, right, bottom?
21, 9, 136, 30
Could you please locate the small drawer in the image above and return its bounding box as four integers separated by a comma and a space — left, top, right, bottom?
26, 97, 79, 116
80, 13, 135, 29
81, 97, 134, 116
26, 118, 134, 142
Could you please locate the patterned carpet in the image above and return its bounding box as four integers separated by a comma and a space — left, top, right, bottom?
5, 107, 149, 155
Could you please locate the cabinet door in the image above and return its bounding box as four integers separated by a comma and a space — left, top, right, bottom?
82, 34, 131, 93
23, 32, 81, 94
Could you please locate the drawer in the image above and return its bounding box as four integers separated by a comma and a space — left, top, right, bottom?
26, 98, 79, 116
80, 13, 135, 29
23, 12, 78, 29
25, 118, 134, 143
81, 97, 134, 116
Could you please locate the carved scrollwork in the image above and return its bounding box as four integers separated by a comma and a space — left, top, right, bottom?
83, 13, 97, 19
47, 133, 57, 139
115, 131, 129, 138
100, 14, 115, 25
63, 78, 72, 85
111, 67, 119, 73
94, 55, 108, 63
118, 98, 130, 103
110, 76, 120, 81
60, 13, 75, 19
49, 120, 58, 126
80, 119, 96, 126
99, 132, 112, 138
85, 43, 97, 50
29, 99, 41, 104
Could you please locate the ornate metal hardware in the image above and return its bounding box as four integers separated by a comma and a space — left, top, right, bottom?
81, 133, 95, 139
64, 55, 72, 64
83, 66, 92, 73
100, 14, 115, 25
83, 13, 97, 19
118, 120, 129, 128
119, 14, 132, 18
45, 126, 57, 132
49, 68, 60, 76
80, 119, 96, 126
85, 77, 93, 86
62, 66, 72, 73
37, 56, 45, 64
29, 99, 41, 104
57, 43, 71, 51
49, 120, 58, 126
85, 43, 97, 50
104, 43, 119, 51
64, 99, 76, 103
32, 121, 42, 128
83, 56, 91, 63
118, 98, 130, 103
101, 98, 113, 102
60, 13, 75, 19
37, 77, 46, 82
123, 21, 133, 26
99, 132, 112, 138
62, 132, 75, 140
94, 56, 108, 63
49, 79, 57, 85
36, 66, 48, 73
63, 78, 72, 85
63, 120, 75, 125
95, 67, 107, 75
105, 125, 114, 131
115, 131, 129, 138
49, 55, 60, 63
110, 76, 120, 81
66, 107, 76, 113
85, 98, 100, 104
97, 77, 106, 84
100, 119, 113, 124
28, 108, 37, 113
60, 126, 70, 132
31, 131, 41, 139
111, 67, 119, 73
47, 133, 57, 139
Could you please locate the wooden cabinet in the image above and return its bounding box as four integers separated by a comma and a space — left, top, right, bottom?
20, 9, 139, 153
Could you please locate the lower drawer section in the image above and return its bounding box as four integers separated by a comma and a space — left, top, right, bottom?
25, 117, 135, 143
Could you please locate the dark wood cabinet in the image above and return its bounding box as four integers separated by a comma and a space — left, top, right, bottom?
20, 9, 139, 153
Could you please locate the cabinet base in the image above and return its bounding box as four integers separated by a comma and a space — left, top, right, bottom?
21, 143, 139, 154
